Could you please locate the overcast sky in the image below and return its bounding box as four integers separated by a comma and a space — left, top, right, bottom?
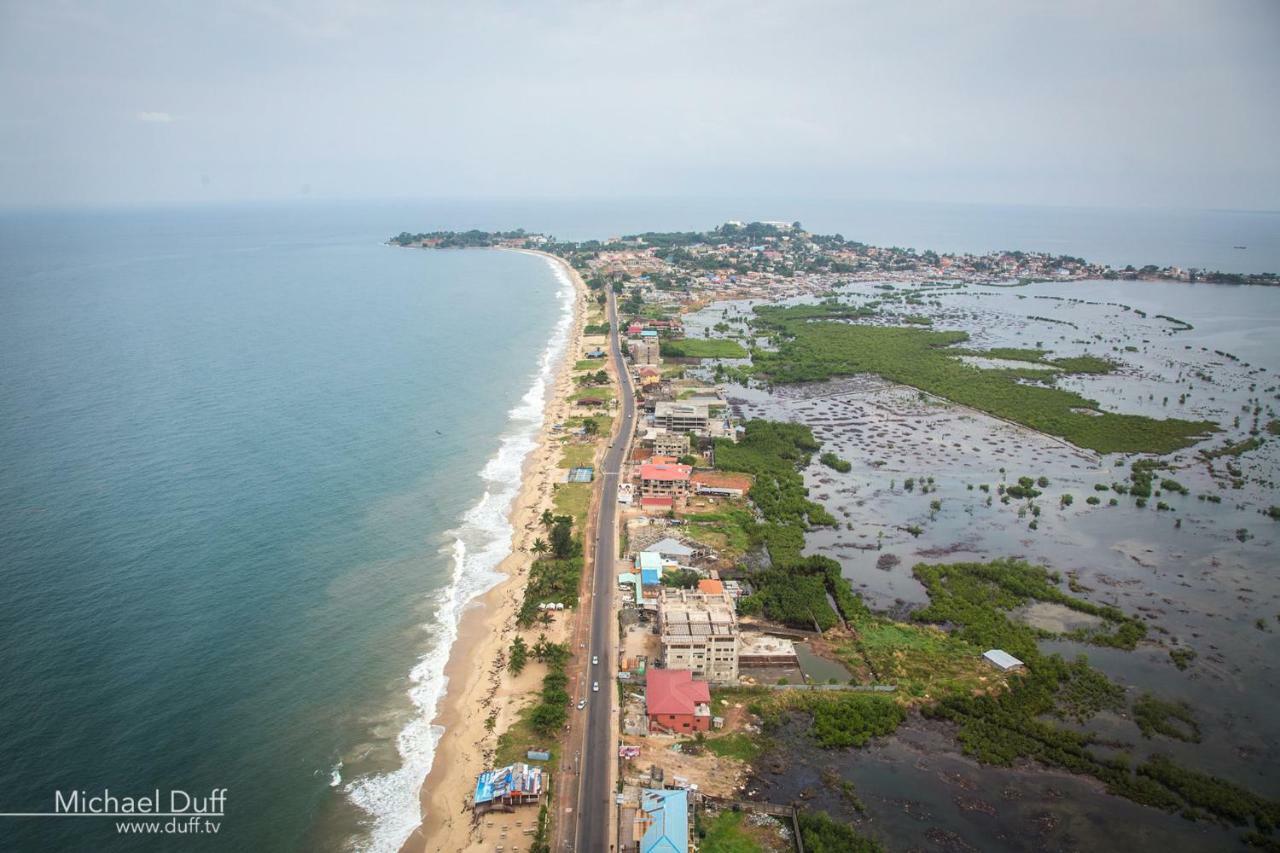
1, 0, 1277, 210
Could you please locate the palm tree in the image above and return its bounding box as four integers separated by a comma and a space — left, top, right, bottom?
540, 509, 555, 529
532, 538, 548, 554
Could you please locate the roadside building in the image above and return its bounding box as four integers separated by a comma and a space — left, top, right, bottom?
637, 367, 662, 387
636, 788, 689, 853
643, 537, 697, 563
629, 339, 661, 365
650, 430, 690, 458
640, 495, 674, 512
645, 669, 712, 733
636, 551, 664, 587
639, 462, 692, 498
653, 402, 709, 435
690, 470, 752, 498
473, 763, 544, 812
696, 579, 723, 595
658, 588, 739, 683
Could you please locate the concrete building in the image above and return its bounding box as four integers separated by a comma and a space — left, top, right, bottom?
638, 462, 692, 498
659, 588, 739, 683
651, 430, 690, 458
629, 338, 661, 365
653, 402, 709, 434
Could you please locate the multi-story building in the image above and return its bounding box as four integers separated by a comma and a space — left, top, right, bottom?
653, 401, 709, 434
638, 462, 691, 498
628, 339, 661, 365
658, 588, 739, 683
651, 430, 690, 458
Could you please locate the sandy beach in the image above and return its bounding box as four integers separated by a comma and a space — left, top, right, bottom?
397, 251, 595, 853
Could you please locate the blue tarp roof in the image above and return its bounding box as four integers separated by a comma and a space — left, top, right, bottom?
637, 552, 663, 586
640, 788, 688, 853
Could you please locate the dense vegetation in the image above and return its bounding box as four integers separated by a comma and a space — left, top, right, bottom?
708, 421, 872, 630
660, 338, 748, 359
797, 809, 884, 853
748, 303, 1216, 454
912, 558, 1147, 658
755, 692, 905, 748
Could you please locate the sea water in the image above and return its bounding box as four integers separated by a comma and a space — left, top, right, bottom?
0, 205, 570, 852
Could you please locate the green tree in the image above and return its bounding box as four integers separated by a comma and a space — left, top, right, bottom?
509, 635, 528, 675
550, 519, 575, 558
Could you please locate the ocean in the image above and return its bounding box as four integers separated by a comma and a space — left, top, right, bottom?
0, 199, 1275, 852
0, 205, 572, 852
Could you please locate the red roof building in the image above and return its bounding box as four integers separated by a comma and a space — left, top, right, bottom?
645, 669, 712, 733
697, 579, 724, 595
638, 462, 692, 497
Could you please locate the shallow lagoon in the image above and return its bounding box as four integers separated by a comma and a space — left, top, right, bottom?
690, 278, 1279, 849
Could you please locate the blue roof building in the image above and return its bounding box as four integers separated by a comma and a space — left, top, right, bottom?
638, 788, 688, 853
636, 551, 663, 586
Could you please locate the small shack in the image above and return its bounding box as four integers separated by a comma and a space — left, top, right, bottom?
473, 763, 544, 812
983, 649, 1025, 672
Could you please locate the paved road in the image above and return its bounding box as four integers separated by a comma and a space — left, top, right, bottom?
575, 288, 635, 852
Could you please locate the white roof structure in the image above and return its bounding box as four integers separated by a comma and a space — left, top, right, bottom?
644, 537, 695, 558
983, 649, 1025, 670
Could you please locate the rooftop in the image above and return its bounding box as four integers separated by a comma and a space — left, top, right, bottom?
640, 463, 692, 482
638, 788, 689, 853
646, 668, 711, 717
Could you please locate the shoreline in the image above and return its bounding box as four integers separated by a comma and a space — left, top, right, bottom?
392, 249, 590, 853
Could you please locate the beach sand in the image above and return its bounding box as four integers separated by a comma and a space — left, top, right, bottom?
397, 252, 595, 853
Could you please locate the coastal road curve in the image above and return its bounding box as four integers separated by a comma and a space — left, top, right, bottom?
575, 287, 634, 852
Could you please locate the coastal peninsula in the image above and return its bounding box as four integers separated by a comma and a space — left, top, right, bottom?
388, 223, 1279, 853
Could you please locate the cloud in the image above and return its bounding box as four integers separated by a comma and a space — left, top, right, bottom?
136, 111, 174, 124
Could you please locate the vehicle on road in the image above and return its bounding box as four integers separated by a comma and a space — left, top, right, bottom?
592, 655, 598, 665
577, 699, 586, 710
592, 681, 599, 692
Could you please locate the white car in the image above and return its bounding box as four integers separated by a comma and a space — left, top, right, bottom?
576, 699, 586, 710
592, 681, 599, 692
592, 655, 599, 666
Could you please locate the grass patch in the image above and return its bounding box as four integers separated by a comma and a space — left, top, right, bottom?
749, 304, 1215, 454
838, 620, 990, 701
572, 359, 604, 371
574, 385, 614, 402
495, 696, 560, 772
552, 482, 591, 530
661, 338, 749, 359
558, 442, 597, 469
704, 732, 767, 763
699, 811, 762, 853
